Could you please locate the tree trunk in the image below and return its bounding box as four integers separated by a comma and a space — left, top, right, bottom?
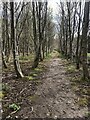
10, 2, 24, 78
5, 2, 10, 62
76, 2, 81, 69
2, 3, 7, 68
32, 46, 40, 68
23, 40, 25, 57
67, 2, 72, 59
65, 17, 68, 57
82, 2, 90, 79
32, 1, 39, 68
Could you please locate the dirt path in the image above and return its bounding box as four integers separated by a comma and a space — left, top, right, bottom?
3, 57, 89, 119
27, 58, 88, 118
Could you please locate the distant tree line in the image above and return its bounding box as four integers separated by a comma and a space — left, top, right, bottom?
57, 1, 90, 80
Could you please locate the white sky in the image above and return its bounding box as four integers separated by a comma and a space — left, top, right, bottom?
48, 0, 59, 16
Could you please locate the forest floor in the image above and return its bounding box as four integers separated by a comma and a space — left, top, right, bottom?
2, 51, 90, 119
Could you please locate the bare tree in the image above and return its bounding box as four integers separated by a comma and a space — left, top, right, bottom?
82, 2, 90, 79
2, 3, 7, 68
10, 2, 24, 78
76, 2, 82, 69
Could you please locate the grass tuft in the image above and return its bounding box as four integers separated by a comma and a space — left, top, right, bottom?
78, 97, 88, 107
67, 65, 76, 73
28, 95, 38, 102
0, 91, 4, 99
26, 76, 34, 80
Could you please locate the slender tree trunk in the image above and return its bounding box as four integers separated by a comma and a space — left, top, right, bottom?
59, 32, 63, 54
42, 34, 46, 59
65, 17, 68, 57
71, 3, 77, 43
67, 2, 72, 59
23, 40, 25, 57
2, 3, 7, 68
38, 2, 43, 62
33, 46, 40, 68
42, 47, 45, 59
10, 2, 24, 78
60, 2, 65, 55
26, 44, 29, 56
5, 2, 10, 62
32, 2, 39, 68
82, 2, 90, 79
46, 39, 48, 56
76, 2, 81, 69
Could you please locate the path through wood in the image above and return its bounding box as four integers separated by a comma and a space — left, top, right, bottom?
25, 58, 88, 118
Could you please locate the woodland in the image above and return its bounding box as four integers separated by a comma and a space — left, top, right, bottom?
1, 0, 90, 119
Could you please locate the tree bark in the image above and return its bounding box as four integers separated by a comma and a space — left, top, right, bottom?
10, 2, 24, 78
5, 2, 10, 62
67, 2, 72, 59
82, 2, 90, 79
2, 3, 7, 68
32, 1, 39, 68
76, 2, 81, 69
